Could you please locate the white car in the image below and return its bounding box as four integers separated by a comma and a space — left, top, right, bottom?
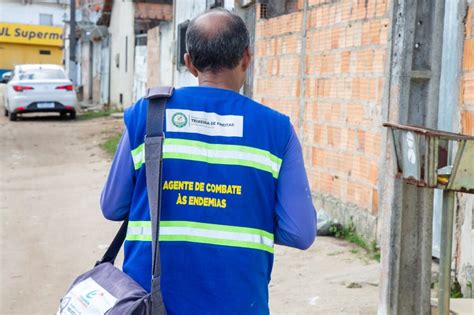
3, 64, 77, 121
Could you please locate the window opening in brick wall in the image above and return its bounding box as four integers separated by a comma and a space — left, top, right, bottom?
207, 0, 224, 9
177, 20, 189, 70
260, 2, 268, 19
260, 0, 298, 19
135, 34, 147, 46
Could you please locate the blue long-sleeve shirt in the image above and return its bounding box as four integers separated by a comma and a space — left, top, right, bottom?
101, 125, 316, 249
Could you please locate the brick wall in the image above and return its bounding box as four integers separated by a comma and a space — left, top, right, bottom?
254, 5, 304, 121
461, 2, 474, 136
147, 26, 161, 88
134, 3, 172, 22
253, 0, 390, 239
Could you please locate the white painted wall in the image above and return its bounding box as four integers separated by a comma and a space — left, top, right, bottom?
108, 0, 135, 108
0, 0, 68, 26
99, 37, 110, 105
132, 45, 147, 101
173, 0, 235, 88
159, 21, 173, 86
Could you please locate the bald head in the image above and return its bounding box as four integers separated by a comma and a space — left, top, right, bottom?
185, 8, 250, 73
191, 10, 235, 39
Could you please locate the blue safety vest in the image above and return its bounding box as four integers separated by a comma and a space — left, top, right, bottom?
123, 86, 291, 314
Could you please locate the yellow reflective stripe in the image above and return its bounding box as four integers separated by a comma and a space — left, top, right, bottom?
131, 143, 145, 170
128, 220, 151, 228
126, 221, 151, 241
126, 234, 152, 241
164, 138, 282, 166
161, 220, 273, 240
159, 234, 274, 253
130, 139, 282, 178
125, 220, 274, 253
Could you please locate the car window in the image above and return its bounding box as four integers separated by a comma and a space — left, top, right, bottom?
18, 69, 66, 80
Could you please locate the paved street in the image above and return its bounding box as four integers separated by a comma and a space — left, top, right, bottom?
0, 102, 380, 314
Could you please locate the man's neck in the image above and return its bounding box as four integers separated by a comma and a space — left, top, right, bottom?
197, 70, 242, 93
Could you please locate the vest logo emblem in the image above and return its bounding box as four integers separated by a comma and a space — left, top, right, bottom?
166, 109, 243, 137
172, 112, 188, 128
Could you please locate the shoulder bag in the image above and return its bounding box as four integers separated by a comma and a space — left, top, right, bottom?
57, 86, 173, 315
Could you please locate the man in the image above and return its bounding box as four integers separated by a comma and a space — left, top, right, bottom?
101, 8, 316, 314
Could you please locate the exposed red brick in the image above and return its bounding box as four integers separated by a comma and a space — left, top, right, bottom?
372, 189, 379, 214
463, 73, 474, 104
253, 0, 390, 216
463, 39, 474, 71
461, 111, 474, 136
341, 51, 351, 72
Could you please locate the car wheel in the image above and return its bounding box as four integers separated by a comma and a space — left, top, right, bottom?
4, 108, 8, 117
9, 112, 17, 121
69, 110, 76, 120
60, 112, 68, 120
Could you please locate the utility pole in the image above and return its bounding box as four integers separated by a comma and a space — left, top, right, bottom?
69, 0, 77, 85
378, 0, 446, 314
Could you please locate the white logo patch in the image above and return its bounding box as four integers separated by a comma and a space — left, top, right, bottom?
166, 109, 243, 137
57, 277, 117, 315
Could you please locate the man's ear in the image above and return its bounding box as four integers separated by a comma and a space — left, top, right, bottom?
184, 53, 199, 77
241, 48, 251, 72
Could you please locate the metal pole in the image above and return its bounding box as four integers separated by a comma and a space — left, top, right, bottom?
436, 0, 466, 313
69, 0, 77, 85
438, 190, 455, 315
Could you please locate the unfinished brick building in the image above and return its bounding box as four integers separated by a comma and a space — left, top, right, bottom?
253, 0, 389, 239
250, 0, 474, 300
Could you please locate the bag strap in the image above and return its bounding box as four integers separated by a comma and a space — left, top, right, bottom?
145, 86, 173, 313
95, 218, 128, 267
96, 86, 173, 273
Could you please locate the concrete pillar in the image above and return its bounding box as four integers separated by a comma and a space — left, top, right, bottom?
378, 0, 446, 314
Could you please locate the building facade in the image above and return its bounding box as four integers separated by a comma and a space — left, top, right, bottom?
0, 0, 69, 75
107, 0, 171, 108
71, 0, 111, 105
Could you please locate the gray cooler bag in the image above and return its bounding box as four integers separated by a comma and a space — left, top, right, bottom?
57, 87, 174, 315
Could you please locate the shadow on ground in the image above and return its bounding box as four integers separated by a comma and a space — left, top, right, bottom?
8, 114, 74, 122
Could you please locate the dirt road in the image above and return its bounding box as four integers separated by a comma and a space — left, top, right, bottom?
0, 108, 379, 314
0, 112, 124, 314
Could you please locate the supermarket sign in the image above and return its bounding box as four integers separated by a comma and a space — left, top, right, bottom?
0, 22, 63, 46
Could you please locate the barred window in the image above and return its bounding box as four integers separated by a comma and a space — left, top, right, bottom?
260, 0, 298, 19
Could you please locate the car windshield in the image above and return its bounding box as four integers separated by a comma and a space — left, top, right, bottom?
18, 69, 66, 80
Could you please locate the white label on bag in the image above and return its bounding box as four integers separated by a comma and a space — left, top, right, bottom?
57, 277, 118, 315
166, 109, 244, 137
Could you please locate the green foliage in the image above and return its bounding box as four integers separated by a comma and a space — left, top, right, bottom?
329, 223, 345, 238
350, 248, 359, 255
101, 133, 121, 157
78, 109, 119, 120
329, 219, 380, 262
466, 281, 473, 298
450, 278, 463, 298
